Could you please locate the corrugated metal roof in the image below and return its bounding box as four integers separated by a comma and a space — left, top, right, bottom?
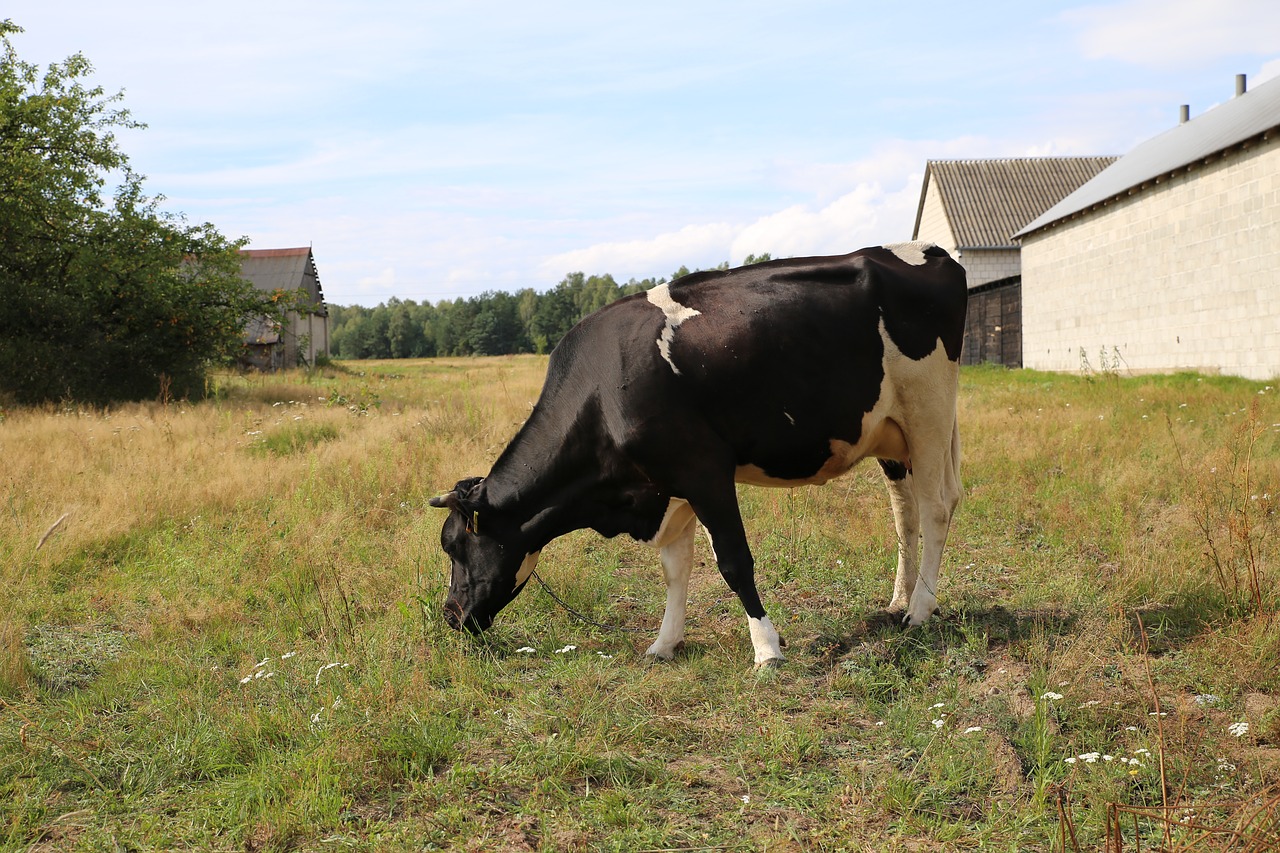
1017, 74, 1280, 238
916, 157, 1118, 249
239, 247, 326, 313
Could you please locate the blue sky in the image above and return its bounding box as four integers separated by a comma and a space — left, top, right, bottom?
6, 1, 1279, 306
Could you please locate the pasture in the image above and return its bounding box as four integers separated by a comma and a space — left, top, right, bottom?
1, 357, 1277, 851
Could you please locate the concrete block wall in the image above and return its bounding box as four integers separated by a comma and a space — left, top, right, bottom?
1020, 134, 1280, 380
914, 175, 959, 258
958, 248, 1020, 287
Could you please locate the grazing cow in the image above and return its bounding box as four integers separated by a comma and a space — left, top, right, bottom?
430, 242, 966, 668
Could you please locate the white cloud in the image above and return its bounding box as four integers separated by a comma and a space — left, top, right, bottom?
539, 221, 738, 282
1062, 0, 1280, 68
356, 268, 398, 294
1258, 58, 1280, 84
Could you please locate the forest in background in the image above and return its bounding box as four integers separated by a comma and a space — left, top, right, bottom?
328, 255, 772, 359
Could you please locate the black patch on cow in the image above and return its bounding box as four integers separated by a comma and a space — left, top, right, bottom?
878, 459, 909, 481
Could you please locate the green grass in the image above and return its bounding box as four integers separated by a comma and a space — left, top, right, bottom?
1, 359, 1277, 851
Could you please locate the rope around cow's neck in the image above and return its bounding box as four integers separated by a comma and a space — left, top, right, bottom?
529, 569, 652, 634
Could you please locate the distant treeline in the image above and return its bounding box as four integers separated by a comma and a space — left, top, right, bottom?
328, 255, 771, 359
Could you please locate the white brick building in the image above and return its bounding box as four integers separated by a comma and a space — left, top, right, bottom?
1016, 75, 1280, 380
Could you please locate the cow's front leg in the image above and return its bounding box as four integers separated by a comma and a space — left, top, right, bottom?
645, 501, 697, 660
694, 495, 784, 669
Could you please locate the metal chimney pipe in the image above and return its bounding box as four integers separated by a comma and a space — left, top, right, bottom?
1179, 104, 1190, 124
1236, 74, 1247, 96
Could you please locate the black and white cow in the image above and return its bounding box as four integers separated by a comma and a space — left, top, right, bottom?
430, 242, 966, 667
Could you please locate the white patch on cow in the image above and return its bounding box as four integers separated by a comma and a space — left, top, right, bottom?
639, 498, 694, 547
514, 550, 541, 591
646, 283, 701, 375
748, 616, 785, 667
875, 318, 961, 628
883, 241, 933, 266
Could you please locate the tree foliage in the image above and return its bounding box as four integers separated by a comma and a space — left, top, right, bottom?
329, 256, 774, 360
0, 21, 271, 404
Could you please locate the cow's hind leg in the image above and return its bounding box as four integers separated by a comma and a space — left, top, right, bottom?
879, 459, 920, 614
645, 501, 697, 660
902, 415, 962, 626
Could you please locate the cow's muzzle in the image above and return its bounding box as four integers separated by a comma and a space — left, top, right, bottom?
443, 599, 492, 634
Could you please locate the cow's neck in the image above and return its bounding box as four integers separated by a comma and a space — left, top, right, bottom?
480, 404, 601, 541
480, 403, 663, 549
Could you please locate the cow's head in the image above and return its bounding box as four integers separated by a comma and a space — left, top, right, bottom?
428, 477, 536, 633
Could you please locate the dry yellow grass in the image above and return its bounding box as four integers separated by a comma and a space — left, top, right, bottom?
0, 358, 545, 632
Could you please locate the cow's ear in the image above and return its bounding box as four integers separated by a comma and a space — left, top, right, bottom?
428, 477, 486, 512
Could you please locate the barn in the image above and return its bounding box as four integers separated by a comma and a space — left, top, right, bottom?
1015, 74, 1280, 380
239, 247, 331, 370
912, 157, 1116, 367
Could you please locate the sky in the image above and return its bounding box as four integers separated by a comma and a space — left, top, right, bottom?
5, 1, 1280, 306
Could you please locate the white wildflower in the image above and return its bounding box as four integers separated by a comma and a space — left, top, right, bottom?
515, 647, 537, 654
314, 662, 350, 686
741, 795, 750, 804
963, 726, 983, 735
930, 702, 946, 710
281, 651, 297, 660
1041, 691, 1064, 701
554, 645, 578, 654
1228, 721, 1250, 738
932, 718, 945, 729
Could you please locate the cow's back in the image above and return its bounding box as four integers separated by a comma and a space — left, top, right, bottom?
626, 244, 963, 477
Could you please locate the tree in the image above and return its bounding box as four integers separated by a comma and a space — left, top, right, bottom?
0, 21, 273, 404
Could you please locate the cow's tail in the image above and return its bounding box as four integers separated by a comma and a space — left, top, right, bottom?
946, 406, 962, 514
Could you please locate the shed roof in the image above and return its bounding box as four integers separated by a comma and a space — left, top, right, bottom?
1017, 74, 1280, 238
915, 157, 1118, 249
239, 247, 326, 314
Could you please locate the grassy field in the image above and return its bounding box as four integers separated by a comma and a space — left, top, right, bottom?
1, 357, 1278, 852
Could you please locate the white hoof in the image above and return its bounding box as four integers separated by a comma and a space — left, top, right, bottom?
645, 640, 683, 660
904, 596, 939, 627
